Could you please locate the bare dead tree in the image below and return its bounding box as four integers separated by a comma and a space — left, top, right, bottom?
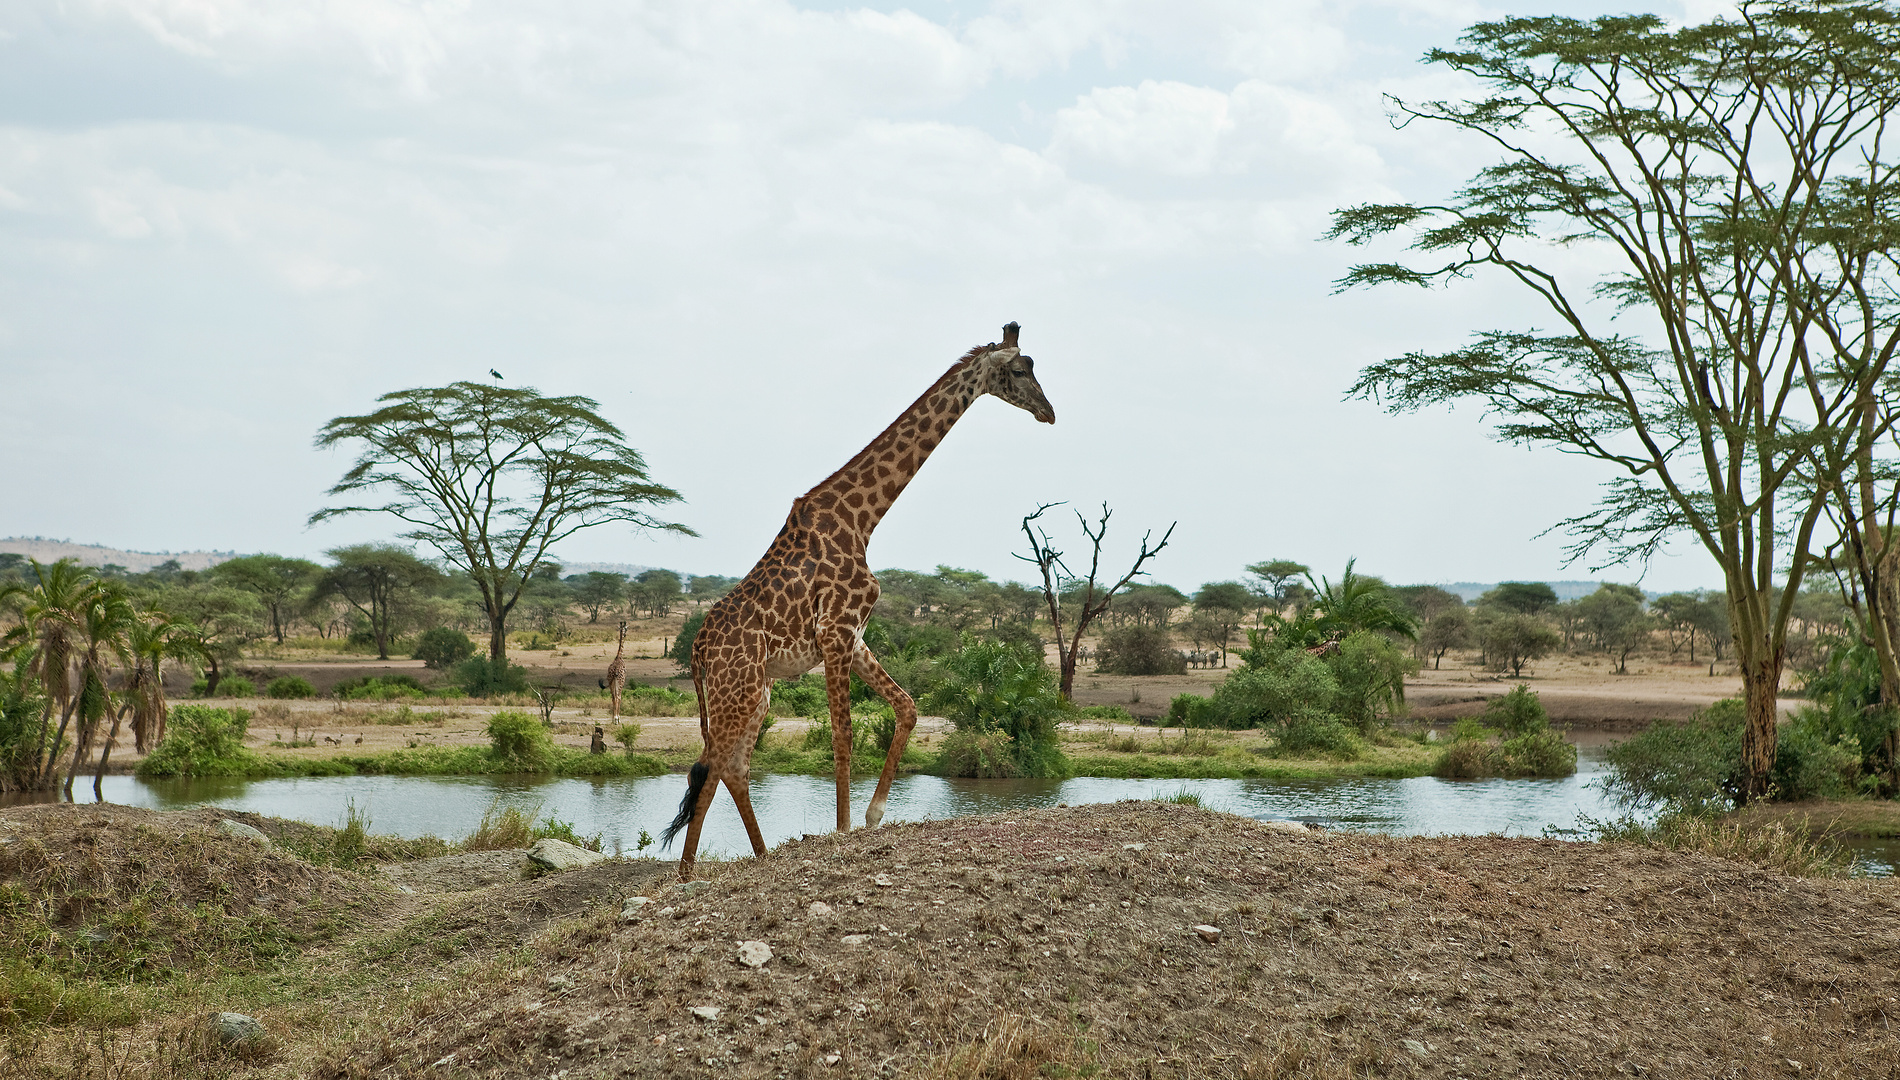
1015, 502, 1176, 697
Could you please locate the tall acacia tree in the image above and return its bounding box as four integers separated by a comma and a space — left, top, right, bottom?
1328, 2, 1900, 800
312, 382, 695, 662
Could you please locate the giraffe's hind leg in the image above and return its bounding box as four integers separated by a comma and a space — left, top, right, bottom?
719, 690, 774, 857
852, 644, 917, 829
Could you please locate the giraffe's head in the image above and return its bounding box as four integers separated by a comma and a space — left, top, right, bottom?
978, 321, 1056, 424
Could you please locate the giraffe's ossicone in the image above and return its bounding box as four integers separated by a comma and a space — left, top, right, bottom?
662, 322, 1055, 879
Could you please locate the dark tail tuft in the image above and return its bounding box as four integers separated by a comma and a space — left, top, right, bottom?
661, 762, 711, 850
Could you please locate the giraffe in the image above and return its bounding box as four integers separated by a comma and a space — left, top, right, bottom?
604, 621, 629, 720
662, 322, 1055, 879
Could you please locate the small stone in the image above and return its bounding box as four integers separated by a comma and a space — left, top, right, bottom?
737, 940, 773, 968
395, 884, 415, 895
825, 1053, 842, 1066
1122, 842, 1146, 851
209, 1012, 266, 1048
752, 1015, 770, 1026
1259, 819, 1310, 835
1193, 925, 1222, 943
808, 901, 834, 917
1402, 1039, 1429, 1058
872, 874, 894, 888
546, 974, 573, 991
621, 896, 652, 922
841, 934, 872, 946
657, 906, 678, 918
526, 839, 607, 872
431, 1053, 457, 1068
672, 880, 711, 897
217, 820, 272, 848
689, 1005, 721, 1022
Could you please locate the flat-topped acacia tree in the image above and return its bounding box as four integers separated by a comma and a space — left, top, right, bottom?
1329, 2, 1900, 800
311, 382, 694, 663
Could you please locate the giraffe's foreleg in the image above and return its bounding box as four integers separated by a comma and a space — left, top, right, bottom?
852, 645, 917, 829
820, 629, 858, 832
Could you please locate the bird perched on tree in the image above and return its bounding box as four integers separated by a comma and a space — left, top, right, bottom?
489, 369, 503, 381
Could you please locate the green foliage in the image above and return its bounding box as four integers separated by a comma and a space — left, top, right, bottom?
1094, 625, 1186, 676
412, 626, 477, 669
925, 638, 1069, 777
1155, 787, 1204, 807
1074, 704, 1136, 724
486, 710, 553, 770
0, 663, 48, 791
455, 655, 531, 696
1264, 710, 1364, 760
1327, 631, 1418, 734
612, 723, 641, 750
1210, 647, 1339, 729
265, 676, 315, 699
669, 610, 706, 673
1435, 728, 1576, 779
1794, 632, 1898, 792
333, 674, 428, 701
935, 729, 1023, 778
137, 705, 260, 779
1477, 612, 1562, 677
1602, 700, 1745, 813
1480, 582, 1558, 614
1482, 684, 1551, 736
1166, 693, 1219, 728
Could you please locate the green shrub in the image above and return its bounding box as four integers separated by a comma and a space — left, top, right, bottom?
1602, 699, 1744, 812
1207, 649, 1338, 729
532, 810, 602, 852
1494, 730, 1578, 776
412, 627, 477, 670
612, 723, 642, 751
669, 611, 706, 673
1482, 684, 1551, 735
456, 656, 530, 697
191, 675, 256, 698
1094, 626, 1187, 676
1166, 693, 1218, 729
334, 674, 429, 701
1327, 631, 1417, 734
1075, 704, 1137, 724
936, 729, 1023, 778
1266, 710, 1364, 760
137, 705, 259, 779
266, 676, 315, 700
486, 711, 553, 770
925, 638, 1069, 777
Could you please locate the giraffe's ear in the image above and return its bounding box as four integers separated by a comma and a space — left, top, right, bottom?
1001, 322, 1020, 349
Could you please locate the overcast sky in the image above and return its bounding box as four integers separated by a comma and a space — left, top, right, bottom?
0, 0, 1735, 594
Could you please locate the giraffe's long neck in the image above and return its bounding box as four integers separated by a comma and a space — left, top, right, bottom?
798, 360, 987, 541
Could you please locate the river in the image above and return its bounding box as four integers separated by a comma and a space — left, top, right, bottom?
53, 737, 1897, 875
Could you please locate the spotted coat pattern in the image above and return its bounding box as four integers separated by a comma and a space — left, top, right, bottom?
670, 323, 1056, 878
605, 621, 628, 720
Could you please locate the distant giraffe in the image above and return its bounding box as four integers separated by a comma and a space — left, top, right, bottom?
605, 621, 628, 720
662, 323, 1056, 879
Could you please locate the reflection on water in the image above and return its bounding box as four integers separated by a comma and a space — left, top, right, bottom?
45, 741, 1899, 876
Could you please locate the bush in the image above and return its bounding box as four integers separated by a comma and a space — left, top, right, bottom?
456, 656, 531, 697
1206, 649, 1338, 729
612, 723, 642, 751
1166, 693, 1219, 728
137, 705, 259, 779
1328, 632, 1417, 734
925, 639, 1069, 777
191, 676, 256, 698
1075, 704, 1137, 724
265, 676, 315, 700
935, 729, 1023, 778
1482, 684, 1551, 735
412, 627, 477, 670
1094, 626, 1187, 676
669, 611, 706, 673
486, 711, 553, 770
1433, 690, 1575, 778
1602, 699, 1745, 812
334, 674, 428, 701
1266, 710, 1364, 760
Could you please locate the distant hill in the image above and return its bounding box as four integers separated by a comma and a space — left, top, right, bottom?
0, 537, 239, 573
1438, 580, 1678, 603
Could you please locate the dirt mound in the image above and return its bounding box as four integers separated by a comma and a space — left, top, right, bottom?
319, 802, 1900, 1079
0, 803, 390, 983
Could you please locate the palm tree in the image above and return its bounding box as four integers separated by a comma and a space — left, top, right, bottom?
1306, 559, 1419, 641
121, 610, 197, 755
63, 582, 138, 796
0, 559, 103, 790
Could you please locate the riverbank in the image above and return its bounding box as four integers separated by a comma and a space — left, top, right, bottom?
4, 800, 1895, 1079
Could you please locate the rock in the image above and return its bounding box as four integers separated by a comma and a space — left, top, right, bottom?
1193, 925, 1222, 944
208, 1012, 266, 1048
1259, 820, 1310, 835
217, 820, 272, 848
689, 1005, 722, 1022
825, 1053, 842, 1066
871, 874, 894, 888
1402, 1039, 1429, 1058
808, 901, 834, 918
737, 940, 773, 968
658, 906, 679, 919
621, 896, 652, 922
1121, 842, 1146, 851
546, 974, 573, 991
526, 839, 607, 872
840, 934, 872, 946
671, 880, 711, 897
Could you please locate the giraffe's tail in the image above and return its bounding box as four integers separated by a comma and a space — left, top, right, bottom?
661, 762, 710, 850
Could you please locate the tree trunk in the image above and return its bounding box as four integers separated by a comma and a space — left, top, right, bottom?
93, 706, 124, 801
1737, 651, 1782, 804
204, 656, 223, 697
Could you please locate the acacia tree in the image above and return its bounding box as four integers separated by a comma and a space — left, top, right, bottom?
1015, 502, 1175, 696
312, 382, 694, 663
1329, 2, 1900, 799
319, 545, 440, 661
211, 554, 321, 644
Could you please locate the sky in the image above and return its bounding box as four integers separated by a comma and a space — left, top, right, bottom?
0, 0, 1738, 594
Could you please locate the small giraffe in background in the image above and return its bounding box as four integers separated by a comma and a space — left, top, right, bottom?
605, 621, 628, 720
663, 322, 1056, 879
